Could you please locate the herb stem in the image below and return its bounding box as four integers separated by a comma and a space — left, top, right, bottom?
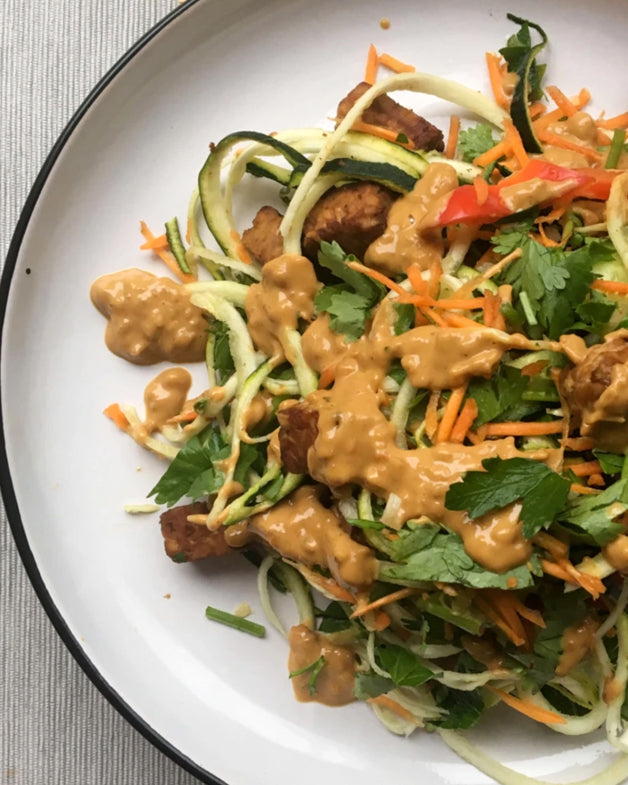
205, 605, 266, 637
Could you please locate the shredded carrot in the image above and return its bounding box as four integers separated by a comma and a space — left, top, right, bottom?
570, 483, 602, 496
364, 43, 378, 84
103, 403, 130, 432
536, 129, 603, 162
591, 279, 628, 296
397, 293, 487, 311
467, 425, 487, 445
482, 291, 500, 328
436, 386, 468, 443
414, 308, 429, 326
378, 52, 415, 73
139, 221, 195, 283
367, 695, 416, 723
427, 258, 442, 298
445, 115, 461, 159
567, 460, 603, 478
485, 590, 528, 646
373, 610, 391, 631
534, 90, 591, 132
502, 118, 529, 169
450, 398, 479, 444
510, 597, 546, 629
533, 532, 569, 560
406, 263, 427, 295
483, 420, 565, 437
346, 260, 407, 295
528, 102, 546, 120
557, 557, 605, 598
484, 686, 566, 725
485, 51, 509, 109
351, 120, 415, 149
546, 85, 578, 117
520, 360, 548, 378
167, 409, 198, 424
316, 577, 356, 604
139, 232, 169, 251
456, 248, 523, 299
537, 223, 563, 248
473, 174, 490, 206
423, 307, 448, 327
350, 587, 416, 619
598, 111, 628, 130
541, 558, 578, 585
474, 139, 511, 168
425, 391, 440, 441
562, 436, 595, 451
474, 595, 526, 647
228, 229, 253, 264
317, 364, 336, 390
588, 473, 606, 487
597, 129, 613, 147
440, 312, 483, 329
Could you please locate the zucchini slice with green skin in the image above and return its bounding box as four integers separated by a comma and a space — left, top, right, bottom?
164, 216, 191, 274
198, 131, 310, 257
320, 158, 417, 193
506, 13, 548, 154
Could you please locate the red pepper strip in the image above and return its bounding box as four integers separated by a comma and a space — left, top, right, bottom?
569, 168, 622, 200
429, 160, 596, 228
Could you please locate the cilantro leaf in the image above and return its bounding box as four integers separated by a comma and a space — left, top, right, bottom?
467, 365, 528, 426
314, 285, 372, 341
445, 457, 571, 539
393, 302, 415, 335
376, 644, 433, 687
378, 528, 539, 589
317, 241, 385, 300
354, 673, 394, 700
431, 687, 485, 729
593, 451, 625, 475
559, 478, 628, 545
457, 124, 498, 163
210, 318, 235, 379
316, 601, 353, 633
149, 427, 228, 506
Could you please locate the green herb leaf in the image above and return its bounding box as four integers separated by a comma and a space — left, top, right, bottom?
431, 687, 485, 729
317, 241, 385, 300
445, 457, 571, 539
211, 318, 235, 377
593, 451, 625, 475
314, 285, 373, 341
559, 478, 628, 545
317, 601, 353, 633
467, 365, 528, 426
347, 518, 386, 531
354, 673, 395, 700
457, 124, 498, 163
393, 302, 415, 335
289, 655, 326, 695
376, 643, 433, 687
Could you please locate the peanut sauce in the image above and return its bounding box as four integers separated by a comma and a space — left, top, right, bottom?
555, 617, 598, 677
541, 112, 598, 169
247, 485, 377, 590
143, 367, 192, 434
365, 163, 458, 275
90, 268, 207, 365
603, 534, 628, 572
288, 624, 356, 706
302, 313, 351, 374
244, 254, 319, 359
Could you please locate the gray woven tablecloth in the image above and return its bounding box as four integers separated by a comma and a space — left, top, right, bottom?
1, 3, 202, 783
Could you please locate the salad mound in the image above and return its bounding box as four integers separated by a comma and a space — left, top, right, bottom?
91, 14, 628, 785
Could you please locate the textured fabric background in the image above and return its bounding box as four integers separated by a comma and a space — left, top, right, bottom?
1, 3, 202, 783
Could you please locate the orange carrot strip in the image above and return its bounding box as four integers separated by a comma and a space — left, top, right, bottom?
542, 558, 577, 584
474, 596, 526, 647
379, 52, 415, 73
598, 112, 628, 130
503, 118, 529, 169
436, 386, 468, 443
467, 425, 487, 445
536, 130, 603, 162
351, 120, 415, 149
528, 102, 547, 120
537, 223, 563, 248
140, 221, 195, 283
510, 598, 546, 629
588, 473, 606, 487
592, 279, 628, 296
570, 483, 602, 496
427, 258, 443, 298
567, 460, 604, 478
485, 686, 566, 725
425, 391, 440, 441
440, 312, 484, 329
373, 610, 391, 631
483, 291, 499, 327
445, 115, 461, 159
103, 403, 130, 432
533, 531, 569, 560
474, 139, 511, 168
485, 52, 509, 109
228, 229, 253, 264
598, 128, 613, 146
473, 174, 490, 206
484, 421, 564, 437
487, 590, 528, 646
364, 43, 378, 84
406, 263, 427, 294
423, 307, 448, 327
318, 365, 336, 390
450, 398, 479, 445
520, 360, 548, 378
139, 233, 169, 251
167, 410, 198, 424
546, 85, 578, 117
350, 587, 416, 619
367, 695, 416, 723
346, 260, 407, 295
556, 557, 605, 598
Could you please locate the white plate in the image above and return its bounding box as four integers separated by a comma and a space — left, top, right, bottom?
1, 1, 626, 783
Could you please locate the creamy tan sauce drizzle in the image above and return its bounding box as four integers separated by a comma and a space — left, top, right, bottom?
365, 163, 458, 274
555, 617, 598, 677
90, 268, 207, 365
247, 485, 376, 589
541, 112, 598, 169
603, 534, 628, 571
559, 334, 588, 365
244, 254, 318, 359
302, 313, 351, 374
499, 177, 582, 214
296, 304, 549, 572
461, 635, 505, 670
143, 367, 192, 434
581, 358, 628, 452
288, 624, 356, 706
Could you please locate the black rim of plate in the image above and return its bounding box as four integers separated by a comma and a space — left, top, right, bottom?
0, 2, 225, 784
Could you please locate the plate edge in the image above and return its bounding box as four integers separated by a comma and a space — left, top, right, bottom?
0, 2, 226, 784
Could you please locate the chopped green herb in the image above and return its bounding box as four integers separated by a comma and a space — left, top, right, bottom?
289, 655, 326, 695
205, 605, 266, 638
